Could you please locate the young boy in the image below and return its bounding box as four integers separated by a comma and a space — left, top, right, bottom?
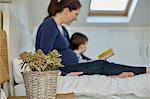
70, 32, 90, 63
69, 32, 134, 77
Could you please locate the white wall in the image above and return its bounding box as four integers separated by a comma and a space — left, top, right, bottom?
148, 0, 150, 27
8, 0, 33, 59
67, 27, 149, 65
27, 0, 150, 28
28, 0, 50, 32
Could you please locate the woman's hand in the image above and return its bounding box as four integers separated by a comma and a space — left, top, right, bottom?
67, 71, 83, 76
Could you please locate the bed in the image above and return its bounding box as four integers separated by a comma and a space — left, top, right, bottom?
12, 58, 150, 99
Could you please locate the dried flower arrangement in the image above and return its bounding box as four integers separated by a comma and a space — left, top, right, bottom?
19, 49, 63, 72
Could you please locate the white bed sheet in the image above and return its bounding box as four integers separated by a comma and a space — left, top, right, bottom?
57, 74, 150, 97
14, 74, 150, 99
13, 58, 150, 99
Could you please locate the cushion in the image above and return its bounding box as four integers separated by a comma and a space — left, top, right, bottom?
13, 58, 24, 84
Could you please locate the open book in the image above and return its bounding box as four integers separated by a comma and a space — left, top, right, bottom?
98, 48, 115, 60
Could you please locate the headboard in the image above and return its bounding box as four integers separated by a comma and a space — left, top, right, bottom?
0, 30, 9, 84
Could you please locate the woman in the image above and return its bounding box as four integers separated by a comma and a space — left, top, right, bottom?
35, 0, 150, 77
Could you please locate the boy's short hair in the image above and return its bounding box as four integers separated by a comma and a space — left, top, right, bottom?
70, 32, 88, 50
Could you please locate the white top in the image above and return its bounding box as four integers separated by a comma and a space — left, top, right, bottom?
74, 51, 90, 63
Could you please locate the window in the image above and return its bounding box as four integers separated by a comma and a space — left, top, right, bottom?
87, 0, 138, 23
89, 0, 132, 16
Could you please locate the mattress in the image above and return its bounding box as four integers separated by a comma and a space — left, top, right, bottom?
13, 58, 150, 99
14, 74, 150, 99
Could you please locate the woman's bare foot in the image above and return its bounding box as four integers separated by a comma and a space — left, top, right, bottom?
118, 72, 134, 78
146, 67, 150, 73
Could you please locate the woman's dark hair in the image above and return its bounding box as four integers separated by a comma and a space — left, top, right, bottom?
48, 0, 81, 17
70, 32, 88, 50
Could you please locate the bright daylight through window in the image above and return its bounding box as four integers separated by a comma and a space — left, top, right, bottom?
89, 0, 131, 16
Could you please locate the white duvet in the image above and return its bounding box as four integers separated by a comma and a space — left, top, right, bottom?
13, 58, 150, 98
57, 74, 150, 97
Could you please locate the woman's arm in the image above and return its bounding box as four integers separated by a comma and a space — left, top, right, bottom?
37, 22, 58, 54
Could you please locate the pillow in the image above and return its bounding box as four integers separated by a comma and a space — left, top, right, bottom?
13, 58, 24, 84
0, 89, 7, 99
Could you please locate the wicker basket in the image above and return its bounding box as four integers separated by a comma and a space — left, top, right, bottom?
21, 71, 59, 99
